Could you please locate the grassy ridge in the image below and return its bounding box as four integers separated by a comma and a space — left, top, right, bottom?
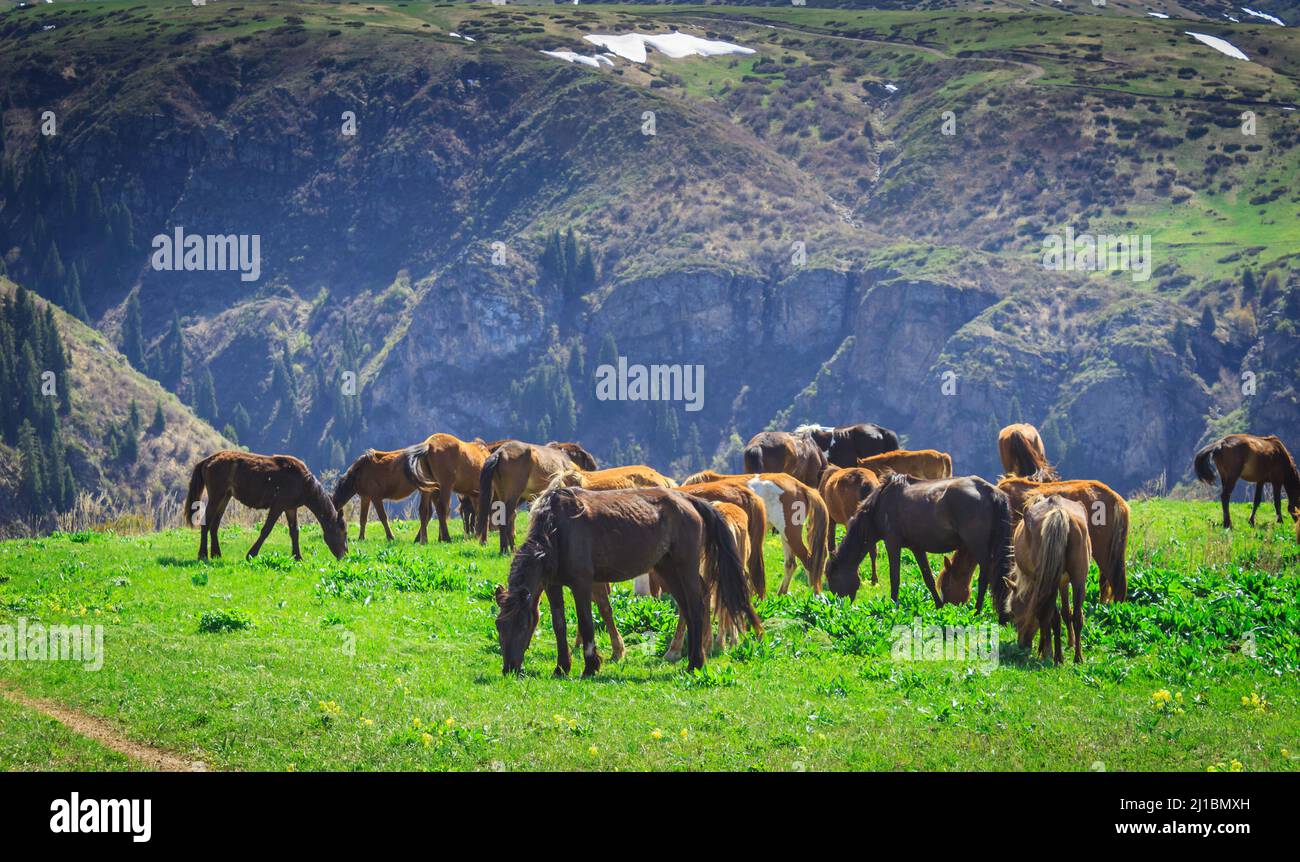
0, 499, 1295, 771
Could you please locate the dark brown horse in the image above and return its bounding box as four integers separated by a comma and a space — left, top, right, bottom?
743, 429, 828, 488
799, 423, 900, 468
185, 451, 347, 561
826, 473, 1013, 620
330, 444, 439, 542
482, 439, 598, 471
476, 440, 579, 553
494, 486, 761, 675
998, 423, 1059, 481
1194, 433, 1300, 528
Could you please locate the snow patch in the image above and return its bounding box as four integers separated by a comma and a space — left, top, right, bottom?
1241, 7, 1285, 25
449, 32, 476, 43
541, 50, 612, 69
1185, 31, 1250, 61
583, 31, 754, 64
1147, 12, 1170, 19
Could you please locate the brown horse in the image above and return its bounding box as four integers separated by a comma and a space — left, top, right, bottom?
677, 480, 770, 598
331, 444, 439, 542
827, 474, 1013, 620
1194, 433, 1300, 528
476, 440, 578, 553
1004, 494, 1090, 664
856, 448, 952, 480
404, 434, 491, 543
482, 439, 598, 471
938, 476, 1129, 604
493, 486, 761, 675
552, 465, 677, 490
185, 451, 348, 561
665, 501, 752, 661
681, 469, 828, 594
743, 429, 828, 488
818, 466, 880, 584
798, 422, 900, 467
998, 423, 1059, 480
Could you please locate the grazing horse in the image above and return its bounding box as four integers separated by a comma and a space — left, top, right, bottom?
476, 440, 578, 553
665, 501, 752, 661
331, 444, 439, 542
818, 466, 880, 584
938, 476, 1130, 604
405, 434, 491, 543
681, 469, 828, 594
827, 474, 1013, 620
185, 451, 347, 561
1004, 495, 1090, 664
856, 448, 952, 480
1194, 433, 1300, 528
493, 486, 761, 675
998, 423, 1059, 481
798, 422, 900, 467
742, 429, 828, 488
552, 464, 677, 490
483, 439, 598, 471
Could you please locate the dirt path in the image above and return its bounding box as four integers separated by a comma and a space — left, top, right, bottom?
0, 682, 208, 772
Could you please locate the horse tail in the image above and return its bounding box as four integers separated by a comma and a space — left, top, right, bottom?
331, 456, 362, 511
1109, 498, 1130, 602
476, 450, 503, 541
805, 487, 830, 592
988, 488, 1015, 613
941, 452, 953, 478
743, 444, 764, 474
402, 443, 438, 492
1004, 431, 1041, 477
1193, 440, 1221, 486
689, 496, 762, 636
183, 457, 208, 527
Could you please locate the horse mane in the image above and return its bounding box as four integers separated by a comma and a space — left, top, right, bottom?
545, 468, 587, 494
793, 423, 834, 435
331, 455, 364, 508
304, 470, 338, 522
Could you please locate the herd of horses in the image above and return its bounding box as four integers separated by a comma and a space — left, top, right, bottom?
182, 424, 1300, 676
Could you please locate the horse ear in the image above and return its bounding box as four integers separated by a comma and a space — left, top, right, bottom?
943, 554, 952, 568
494, 585, 508, 607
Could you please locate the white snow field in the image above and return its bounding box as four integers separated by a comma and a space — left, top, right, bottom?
583, 32, 755, 63
1184, 31, 1250, 61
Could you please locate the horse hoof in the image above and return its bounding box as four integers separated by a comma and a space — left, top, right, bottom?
553, 666, 569, 678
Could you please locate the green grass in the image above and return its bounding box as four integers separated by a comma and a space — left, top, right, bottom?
0, 697, 139, 772
0, 499, 1296, 771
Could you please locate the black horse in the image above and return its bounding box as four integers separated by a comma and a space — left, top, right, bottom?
800, 423, 901, 468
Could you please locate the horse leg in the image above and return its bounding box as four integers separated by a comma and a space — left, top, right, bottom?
434, 489, 453, 543
358, 497, 370, 540
198, 519, 210, 561
1072, 580, 1085, 663
777, 535, 797, 595
1249, 482, 1263, 526
207, 494, 231, 559
1220, 475, 1236, 528
247, 506, 283, 559
1052, 606, 1063, 665
974, 557, 990, 615
546, 585, 571, 677
914, 551, 942, 608
887, 543, 903, 605
373, 499, 395, 541
592, 584, 624, 661
499, 503, 517, 555
286, 508, 301, 560
416, 491, 432, 545
1273, 482, 1285, 524
869, 544, 878, 585
664, 614, 688, 662
571, 582, 602, 677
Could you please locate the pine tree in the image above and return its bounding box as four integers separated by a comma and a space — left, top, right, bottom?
121, 292, 145, 369
18, 420, 45, 510
158, 310, 185, 390
149, 401, 166, 436
192, 365, 219, 425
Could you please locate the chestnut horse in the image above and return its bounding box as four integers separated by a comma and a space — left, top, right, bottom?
185, 451, 347, 561
827, 474, 1013, 620
742, 429, 828, 488
998, 423, 1059, 481
818, 466, 880, 584
1194, 433, 1300, 528
856, 448, 952, 480
665, 501, 752, 661
331, 444, 439, 542
552, 464, 677, 490
493, 486, 761, 675
681, 469, 828, 595
798, 422, 900, 467
677, 480, 770, 598
938, 476, 1129, 604
407, 434, 491, 543
1004, 495, 1090, 664
476, 440, 578, 553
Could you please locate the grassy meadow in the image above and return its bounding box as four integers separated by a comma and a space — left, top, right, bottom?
0, 499, 1296, 772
